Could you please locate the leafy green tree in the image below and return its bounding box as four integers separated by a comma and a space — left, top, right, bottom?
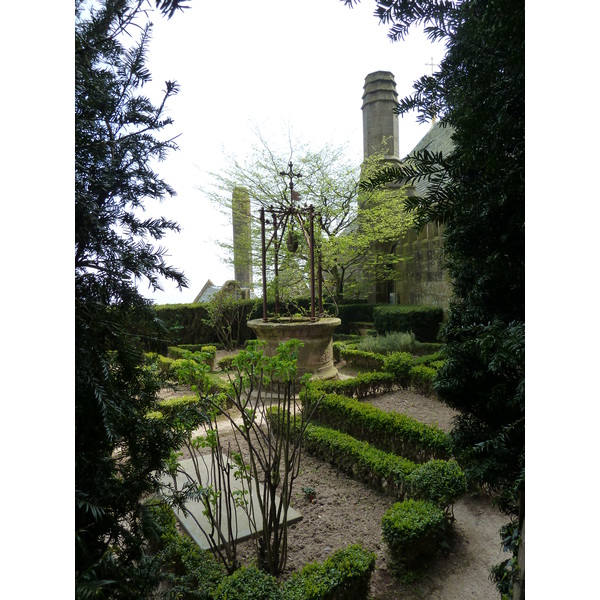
75, 1, 191, 597
344, 1, 525, 597
203, 131, 412, 303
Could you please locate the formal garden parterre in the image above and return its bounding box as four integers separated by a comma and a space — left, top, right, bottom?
139, 302, 508, 599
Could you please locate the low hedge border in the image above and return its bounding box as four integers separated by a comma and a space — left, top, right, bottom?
302, 422, 465, 510
303, 392, 451, 462
268, 409, 465, 510
332, 348, 444, 396
312, 372, 396, 400
279, 417, 417, 500
337, 347, 386, 371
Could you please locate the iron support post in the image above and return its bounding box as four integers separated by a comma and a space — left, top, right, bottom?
260, 207, 268, 321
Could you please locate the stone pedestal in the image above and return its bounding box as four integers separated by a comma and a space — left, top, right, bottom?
247, 317, 341, 380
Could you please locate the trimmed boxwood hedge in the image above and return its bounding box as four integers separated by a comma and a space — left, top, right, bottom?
300, 421, 418, 500
312, 372, 397, 400
409, 365, 437, 395
408, 459, 468, 513
213, 566, 283, 600
304, 392, 451, 462
381, 499, 447, 576
283, 544, 376, 600
338, 347, 386, 371
373, 305, 444, 343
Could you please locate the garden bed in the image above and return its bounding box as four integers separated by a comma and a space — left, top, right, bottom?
161, 352, 508, 599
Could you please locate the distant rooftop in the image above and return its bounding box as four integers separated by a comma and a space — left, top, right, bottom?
193, 279, 221, 303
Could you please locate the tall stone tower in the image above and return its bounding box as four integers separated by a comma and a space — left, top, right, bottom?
231, 186, 253, 293
361, 71, 401, 164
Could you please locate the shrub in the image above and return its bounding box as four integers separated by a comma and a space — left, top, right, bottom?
357, 331, 421, 355
167, 346, 189, 359
283, 544, 376, 600
382, 352, 414, 388
381, 499, 447, 577
213, 566, 282, 600
200, 345, 217, 369
217, 354, 236, 371
409, 365, 437, 395
408, 460, 468, 515
156, 355, 177, 378
373, 305, 444, 342
147, 501, 226, 598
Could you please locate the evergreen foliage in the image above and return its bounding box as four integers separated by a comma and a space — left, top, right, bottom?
342, 1, 525, 596
75, 1, 190, 596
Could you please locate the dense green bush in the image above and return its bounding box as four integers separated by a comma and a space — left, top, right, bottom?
283, 544, 376, 600
217, 354, 237, 371
381, 499, 447, 577
382, 352, 414, 388
200, 345, 217, 370
147, 501, 226, 599
156, 355, 177, 378
304, 392, 451, 462
147, 502, 377, 599
166, 346, 216, 370
373, 305, 444, 343
213, 566, 282, 600
408, 460, 468, 514
144, 300, 260, 351
409, 365, 437, 395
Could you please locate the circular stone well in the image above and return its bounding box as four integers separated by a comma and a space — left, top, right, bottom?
247, 317, 341, 381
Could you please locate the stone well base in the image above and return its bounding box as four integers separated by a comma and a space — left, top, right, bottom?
247, 317, 341, 380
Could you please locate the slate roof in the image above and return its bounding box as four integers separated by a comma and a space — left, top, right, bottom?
193, 279, 221, 303
403, 121, 455, 197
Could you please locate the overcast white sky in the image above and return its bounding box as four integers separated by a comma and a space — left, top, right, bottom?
137, 0, 447, 304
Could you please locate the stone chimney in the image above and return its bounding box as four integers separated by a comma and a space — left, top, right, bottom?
362, 71, 401, 165
231, 186, 253, 291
